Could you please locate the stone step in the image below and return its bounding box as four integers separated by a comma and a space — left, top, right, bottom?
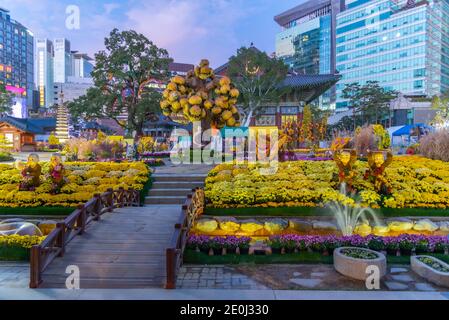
145, 196, 187, 205
151, 181, 204, 189
153, 175, 206, 182
148, 188, 193, 197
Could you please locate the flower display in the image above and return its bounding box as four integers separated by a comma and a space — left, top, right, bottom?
205, 156, 449, 209
0, 235, 46, 249
0, 161, 150, 208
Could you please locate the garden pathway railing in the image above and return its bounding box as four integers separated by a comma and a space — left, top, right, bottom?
165, 188, 204, 289
29, 187, 140, 288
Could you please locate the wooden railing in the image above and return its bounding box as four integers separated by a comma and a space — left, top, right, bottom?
165, 188, 205, 289
29, 187, 141, 289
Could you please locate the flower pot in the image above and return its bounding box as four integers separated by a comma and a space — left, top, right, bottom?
239, 247, 249, 255
213, 248, 223, 256
226, 248, 236, 255
271, 247, 282, 255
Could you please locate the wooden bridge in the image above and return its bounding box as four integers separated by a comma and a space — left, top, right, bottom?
30, 174, 205, 289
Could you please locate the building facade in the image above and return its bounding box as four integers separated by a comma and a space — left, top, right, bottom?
72, 52, 93, 78
53, 38, 72, 83
336, 0, 449, 110
53, 76, 94, 105
35, 39, 54, 108
0, 7, 34, 116
274, 0, 344, 110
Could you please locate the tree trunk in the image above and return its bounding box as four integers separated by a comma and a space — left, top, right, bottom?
243, 109, 254, 127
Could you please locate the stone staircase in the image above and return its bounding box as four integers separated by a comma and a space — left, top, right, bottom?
145, 174, 206, 205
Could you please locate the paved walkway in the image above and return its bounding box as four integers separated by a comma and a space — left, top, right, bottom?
0, 262, 29, 288
38, 205, 181, 289
1, 288, 448, 300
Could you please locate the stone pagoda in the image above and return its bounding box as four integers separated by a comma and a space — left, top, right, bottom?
54, 90, 69, 144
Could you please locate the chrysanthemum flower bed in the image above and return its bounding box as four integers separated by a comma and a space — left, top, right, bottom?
0, 162, 150, 208
205, 156, 449, 210
186, 234, 449, 256
0, 235, 46, 261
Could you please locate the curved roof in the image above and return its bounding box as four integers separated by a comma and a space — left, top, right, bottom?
0, 116, 56, 134
280, 74, 341, 89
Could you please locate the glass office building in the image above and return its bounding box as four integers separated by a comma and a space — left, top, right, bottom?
54, 38, 72, 83
336, 0, 449, 110
0, 7, 34, 115
275, 0, 344, 110
35, 39, 54, 108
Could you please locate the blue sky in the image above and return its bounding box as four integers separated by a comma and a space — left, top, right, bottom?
3, 0, 306, 67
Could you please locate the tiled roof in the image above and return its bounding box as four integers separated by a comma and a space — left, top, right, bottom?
169, 62, 194, 73
280, 74, 341, 89
0, 116, 55, 134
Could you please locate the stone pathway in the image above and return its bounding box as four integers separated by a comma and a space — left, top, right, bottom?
177, 264, 447, 291
0, 263, 29, 288
177, 265, 268, 290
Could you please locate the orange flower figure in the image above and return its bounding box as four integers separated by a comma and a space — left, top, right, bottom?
19, 154, 42, 191
334, 149, 357, 191
365, 150, 393, 195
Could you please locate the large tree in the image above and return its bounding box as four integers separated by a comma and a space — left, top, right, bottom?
341, 81, 397, 129
431, 92, 449, 128
68, 29, 172, 137
227, 47, 289, 126
0, 84, 14, 116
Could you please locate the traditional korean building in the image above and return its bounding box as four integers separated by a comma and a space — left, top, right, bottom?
0, 116, 56, 151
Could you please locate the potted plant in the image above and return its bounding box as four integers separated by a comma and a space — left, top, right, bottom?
399, 237, 415, 256
415, 239, 429, 255
237, 237, 251, 255
268, 236, 283, 255
385, 237, 400, 256
367, 236, 386, 252
210, 237, 224, 256
223, 236, 239, 255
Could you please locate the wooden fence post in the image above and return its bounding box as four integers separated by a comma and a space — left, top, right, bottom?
118, 187, 125, 208
29, 246, 41, 288
56, 223, 65, 257
77, 204, 86, 235
165, 248, 176, 289
107, 188, 114, 212
93, 194, 101, 221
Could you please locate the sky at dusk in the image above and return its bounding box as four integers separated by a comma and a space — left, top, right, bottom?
2, 0, 306, 67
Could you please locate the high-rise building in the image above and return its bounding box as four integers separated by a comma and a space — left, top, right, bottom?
0, 7, 34, 117
336, 0, 449, 110
35, 39, 54, 108
72, 52, 94, 78
53, 77, 93, 104
274, 0, 344, 110
53, 38, 72, 83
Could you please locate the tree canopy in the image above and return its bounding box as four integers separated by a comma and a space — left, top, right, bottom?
68, 29, 172, 137
431, 92, 449, 128
0, 84, 14, 116
341, 81, 397, 129
227, 47, 289, 126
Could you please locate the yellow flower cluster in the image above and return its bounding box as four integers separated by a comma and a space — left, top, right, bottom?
0, 235, 46, 249
205, 156, 449, 209
0, 162, 150, 208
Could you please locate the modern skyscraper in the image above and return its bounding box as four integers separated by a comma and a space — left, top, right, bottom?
72, 52, 94, 78
0, 7, 34, 117
35, 39, 54, 108
274, 0, 344, 110
335, 0, 449, 110
53, 38, 72, 83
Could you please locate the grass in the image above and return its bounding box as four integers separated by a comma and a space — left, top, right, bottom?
204, 206, 449, 218
184, 250, 449, 265
0, 207, 74, 216
139, 175, 153, 206
0, 246, 30, 261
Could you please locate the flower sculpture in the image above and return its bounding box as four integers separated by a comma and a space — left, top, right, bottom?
19, 154, 42, 191
365, 150, 393, 195
48, 154, 65, 194
160, 59, 241, 129
334, 149, 357, 191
